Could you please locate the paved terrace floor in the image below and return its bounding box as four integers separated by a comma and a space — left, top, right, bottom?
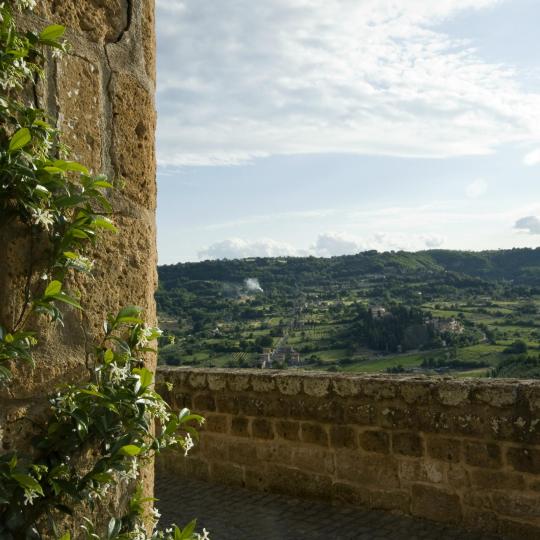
156, 475, 505, 540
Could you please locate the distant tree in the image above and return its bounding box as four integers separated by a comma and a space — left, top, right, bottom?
504, 340, 528, 355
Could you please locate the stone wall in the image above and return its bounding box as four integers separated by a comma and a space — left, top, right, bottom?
157, 367, 540, 539
0, 0, 157, 528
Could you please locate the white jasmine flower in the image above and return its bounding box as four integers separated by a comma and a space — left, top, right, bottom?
182, 433, 194, 457
109, 362, 130, 383
17, 0, 37, 10
196, 529, 210, 540
72, 255, 94, 273
23, 490, 39, 506
151, 507, 161, 524
137, 325, 163, 347
126, 457, 139, 480
31, 208, 54, 231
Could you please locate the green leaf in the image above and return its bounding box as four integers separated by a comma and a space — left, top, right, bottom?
44, 280, 62, 297
12, 473, 44, 495
70, 228, 90, 239
58, 533, 70, 540
90, 217, 117, 232
116, 306, 143, 325
119, 445, 142, 457
93, 180, 114, 189
40, 24, 66, 42
43, 166, 65, 174
92, 472, 113, 483
52, 160, 88, 174
62, 161, 88, 174
176, 520, 197, 540
53, 292, 82, 310
104, 349, 114, 364
8, 128, 31, 152
133, 367, 153, 389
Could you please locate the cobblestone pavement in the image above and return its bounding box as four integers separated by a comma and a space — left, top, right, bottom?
155, 475, 504, 540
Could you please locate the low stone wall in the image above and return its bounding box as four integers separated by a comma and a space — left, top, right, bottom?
156, 367, 540, 539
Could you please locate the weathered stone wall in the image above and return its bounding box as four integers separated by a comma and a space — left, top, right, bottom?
0, 0, 157, 527
157, 368, 540, 539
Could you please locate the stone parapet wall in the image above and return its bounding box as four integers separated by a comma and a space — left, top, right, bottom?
157, 367, 540, 539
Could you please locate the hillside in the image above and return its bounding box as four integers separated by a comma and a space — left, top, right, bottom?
156, 248, 540, 378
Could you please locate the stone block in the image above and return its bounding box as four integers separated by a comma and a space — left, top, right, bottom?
200, 434, 227, 461
411, 484, 462, 523
275, 420, 300, 441
332, 481, 370, 506
215, 395, 240, 415
252, 418, 274, 440
359, 430, 389, 454
398, 459, 445, 485
335, 451, 399, 489
437, 385, 470, 406
464, 441, 501, 469
250, 374, 276, 392
37, 0, 128, 43
392, 432, 423, 457
507, 447, 540, 474
343, 402, 373, 425
227, 374, 251, 392
303, 377, 330, 397
491, 492, 540, 519
227, 441, 258, 467
427, 437, 461, 463
204, 414, 229, 435
288, 396, 343, 423
111, 73, 156, 210
237, 395, 266, 417
330, 425, 357, 449
57, 55, 102, 173
276, 375, 302, 395
230, 416, 250, 438
207, 374, 227, 391
192, 392, 216, 413
256, 443, 293, 465
370, 489, 411, 513
292, 447, 335, 474
266, 464, 332, 499
300, 422, 329, 446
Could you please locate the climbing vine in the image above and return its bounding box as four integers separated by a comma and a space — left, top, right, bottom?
0, 2, 206, 538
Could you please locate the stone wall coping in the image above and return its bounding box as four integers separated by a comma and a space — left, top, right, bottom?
157, 366, 540, 407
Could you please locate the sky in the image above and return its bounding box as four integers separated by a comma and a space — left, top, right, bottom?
155, 0, 540, 264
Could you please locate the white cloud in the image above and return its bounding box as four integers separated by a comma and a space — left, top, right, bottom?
466, 178, 489, 198
313, 232, 365, 257
422, 234, 446, 248
156, 0, 540, 167
198, 238, 299, 260
515, 216, 540, 235
200, 231, 447, 260
524, 149, 540, 166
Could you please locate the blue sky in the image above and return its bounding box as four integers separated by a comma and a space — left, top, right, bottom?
155, 0, 540, 264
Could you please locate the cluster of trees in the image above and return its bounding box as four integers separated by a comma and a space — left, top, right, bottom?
355, 304, 434, 353
421, 357, 489, 370
492, 354, 540, 379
